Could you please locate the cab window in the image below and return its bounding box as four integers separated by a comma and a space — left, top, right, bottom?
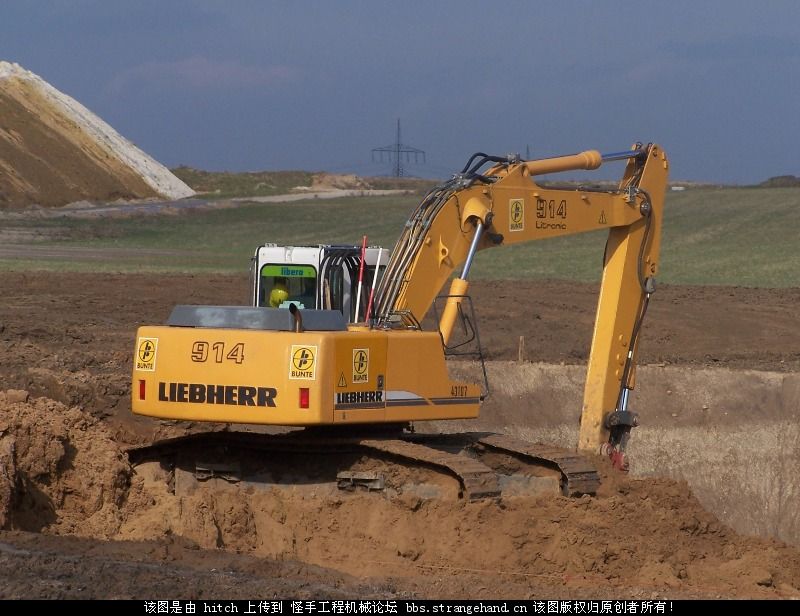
259, 264, 317, 309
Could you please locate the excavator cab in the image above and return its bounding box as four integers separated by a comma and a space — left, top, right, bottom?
251, 244, 389, 320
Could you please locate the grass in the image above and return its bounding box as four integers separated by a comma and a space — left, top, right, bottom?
170, 167, 315, 199
660, 187, 800, 287
1, 186, 799, 287
470, 186, 800, 287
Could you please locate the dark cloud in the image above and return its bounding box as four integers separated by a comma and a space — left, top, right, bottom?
2, 1, 799, 183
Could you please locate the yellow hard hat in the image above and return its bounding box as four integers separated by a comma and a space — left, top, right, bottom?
269, 283, 289, 308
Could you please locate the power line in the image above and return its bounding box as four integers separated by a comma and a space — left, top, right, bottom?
371, 119, 425, 177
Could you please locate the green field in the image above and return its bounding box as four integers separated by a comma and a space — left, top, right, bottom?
1, 186, 799, 287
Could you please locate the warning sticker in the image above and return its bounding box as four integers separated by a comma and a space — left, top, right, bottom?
289, 345, 317, 380
509, 198, 524, 232
136, 337, 158, 372
338, 372, 347, 388
352, 348, 369, 384
599, 210, 607, 224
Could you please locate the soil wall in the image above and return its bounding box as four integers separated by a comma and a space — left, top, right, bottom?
442, 362, 800, 545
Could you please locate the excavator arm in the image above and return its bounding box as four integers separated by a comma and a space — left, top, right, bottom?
374, 143, 669, 461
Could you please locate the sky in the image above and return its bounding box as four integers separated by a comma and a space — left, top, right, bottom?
2, 1, 799, 184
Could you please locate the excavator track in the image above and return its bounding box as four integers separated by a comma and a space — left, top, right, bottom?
356, 437, 500, 499
126, 430, 598, 500
401, 432, 600, 497
474, 433, 600, 496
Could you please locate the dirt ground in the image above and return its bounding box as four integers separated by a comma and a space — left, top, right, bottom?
1, 271, 799, 599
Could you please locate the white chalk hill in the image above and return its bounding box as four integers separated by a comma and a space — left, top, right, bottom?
0, 61, 194, 207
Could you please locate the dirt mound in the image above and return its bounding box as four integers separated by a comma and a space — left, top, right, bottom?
1, 390, 799, 598
310, 172, 370, 191
118, 455, 800, 598
0, 390, 129, 535
0, 61, 194, 208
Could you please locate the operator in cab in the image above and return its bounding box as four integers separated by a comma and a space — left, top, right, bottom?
269, 278, 289, 308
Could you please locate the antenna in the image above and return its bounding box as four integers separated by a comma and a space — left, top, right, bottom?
371, 119, 425, 177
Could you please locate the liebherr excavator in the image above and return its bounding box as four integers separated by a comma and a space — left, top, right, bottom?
130, 142, 668, 498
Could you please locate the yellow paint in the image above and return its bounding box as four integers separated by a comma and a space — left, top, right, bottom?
438, 277, 470, 346
133, 325, 479, 425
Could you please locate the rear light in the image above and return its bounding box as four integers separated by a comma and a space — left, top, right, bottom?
299, 387, 310, 409
139, 379, 146, 400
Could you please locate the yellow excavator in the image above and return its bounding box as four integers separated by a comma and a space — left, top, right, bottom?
130, 142, 668, 497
